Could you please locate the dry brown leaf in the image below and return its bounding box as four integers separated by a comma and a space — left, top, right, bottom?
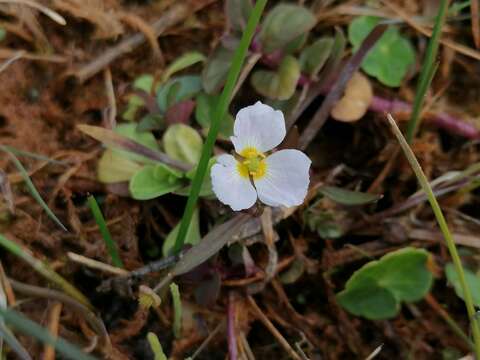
331, 72, 373, 122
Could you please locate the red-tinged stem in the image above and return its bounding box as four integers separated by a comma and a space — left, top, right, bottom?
227, 292, 238, 360
370, 96, 480, 139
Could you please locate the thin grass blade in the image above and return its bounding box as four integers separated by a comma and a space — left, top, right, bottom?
0, 234, 93, 310
405, 0, 449, 142
173, 0, 268, 254
0, 147, 67, 231
87, 196, 124, 268
0, 307, 96, 360
387, 113, 480, 358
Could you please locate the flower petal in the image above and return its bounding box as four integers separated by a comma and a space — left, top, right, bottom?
254, 149, 311, 207
211, 154, 257, 211
231, 101, 286, 154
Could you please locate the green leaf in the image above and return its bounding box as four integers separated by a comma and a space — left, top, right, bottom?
163, 124, 203, 165
195, 93, 234, 137
0, 28, 6, 42
0, 147, 67, 232
113, 123, 160, 163
122, 95, 144, 122
156, 75, 202, 112
170, 283, 182, 339
147, 332, 168, 360
348, 16, 415, 87
337, 280, 399, 320
129, 164, 183, 200
251, 55, 300, 100
259, 4, 316, 53
225, 0, 253, 32
162, 207, 200, 257
133, 74, 154, 93
445, 263, 480, 307
97, 149, 143, 183
202, 45, 235, 94
319, 186, 383, 206
87, 195, 124, 268
299, 37, 334, 77
337, 247, 433, 320
176, 158, 216, 197
161, 52, 206, 83
136, 113, 164, 132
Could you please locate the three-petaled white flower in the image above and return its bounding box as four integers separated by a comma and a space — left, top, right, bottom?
211, 101, 311, 211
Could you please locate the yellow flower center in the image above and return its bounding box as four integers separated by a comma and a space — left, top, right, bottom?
237, 147, 267, 180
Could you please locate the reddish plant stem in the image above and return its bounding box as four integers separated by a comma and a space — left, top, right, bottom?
370, 96, 480, 139
227, 292, 238, 360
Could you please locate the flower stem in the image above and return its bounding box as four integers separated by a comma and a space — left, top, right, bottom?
387, 113, 480, 359
173, 0, 268, 254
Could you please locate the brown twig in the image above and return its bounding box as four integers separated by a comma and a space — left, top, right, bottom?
247, 296, 302, 360
298, 24, 388, 150
73, 0, 215, 82
471, 0, 480, 49
227, 292, 238, 360
42, 302, 63, 360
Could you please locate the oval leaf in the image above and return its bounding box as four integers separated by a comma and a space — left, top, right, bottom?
129, 164, 183, 200
331, 72, 373, 122
202, 45, 235, 94
163, 124, 203, 165
251, 55, 300, 100
225, 0, 253, 32
259, 4, 316, 53
161, 52, 206, 83
299, 37, 334, 77
320, 185, 382, 205
337, 247, 433, 320
156, 75, 202, 112
97, 149, 143, 183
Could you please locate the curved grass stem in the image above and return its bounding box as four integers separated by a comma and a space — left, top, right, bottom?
387, 114, 480, 358
173, 0, 268, 254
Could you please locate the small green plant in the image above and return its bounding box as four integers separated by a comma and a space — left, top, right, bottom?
94, 123, 215, 201
337, 247, 433, 320
147, 332, 168, 360
348, 16, 415, 87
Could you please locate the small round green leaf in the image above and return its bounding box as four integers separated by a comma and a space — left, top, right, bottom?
348, 16, 415, 87
259, 4, 316, 53
129, 164, 183, 200
251, 55, 300, 100
97, 149, 143, 183
337, 247, 433, 320
299, 37, 334, 77
162, 124, 203, 165
225, 0, 253, 32
156, 75, 202, 112
337, 280, 399, 320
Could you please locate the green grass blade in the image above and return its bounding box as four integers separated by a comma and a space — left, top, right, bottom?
147, 332, 167, 360
1, 145, 66, 165
170, 282, 182, 339
405, 0, 449, 143
0, 234, 93, 310
387, 114, 480, 358
0, 146, 67, 231
173, 0, 268, 254
87, 196, 124, 268
0, 307, 96, 360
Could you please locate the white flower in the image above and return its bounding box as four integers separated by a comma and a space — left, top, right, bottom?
211, 101, 311, 211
